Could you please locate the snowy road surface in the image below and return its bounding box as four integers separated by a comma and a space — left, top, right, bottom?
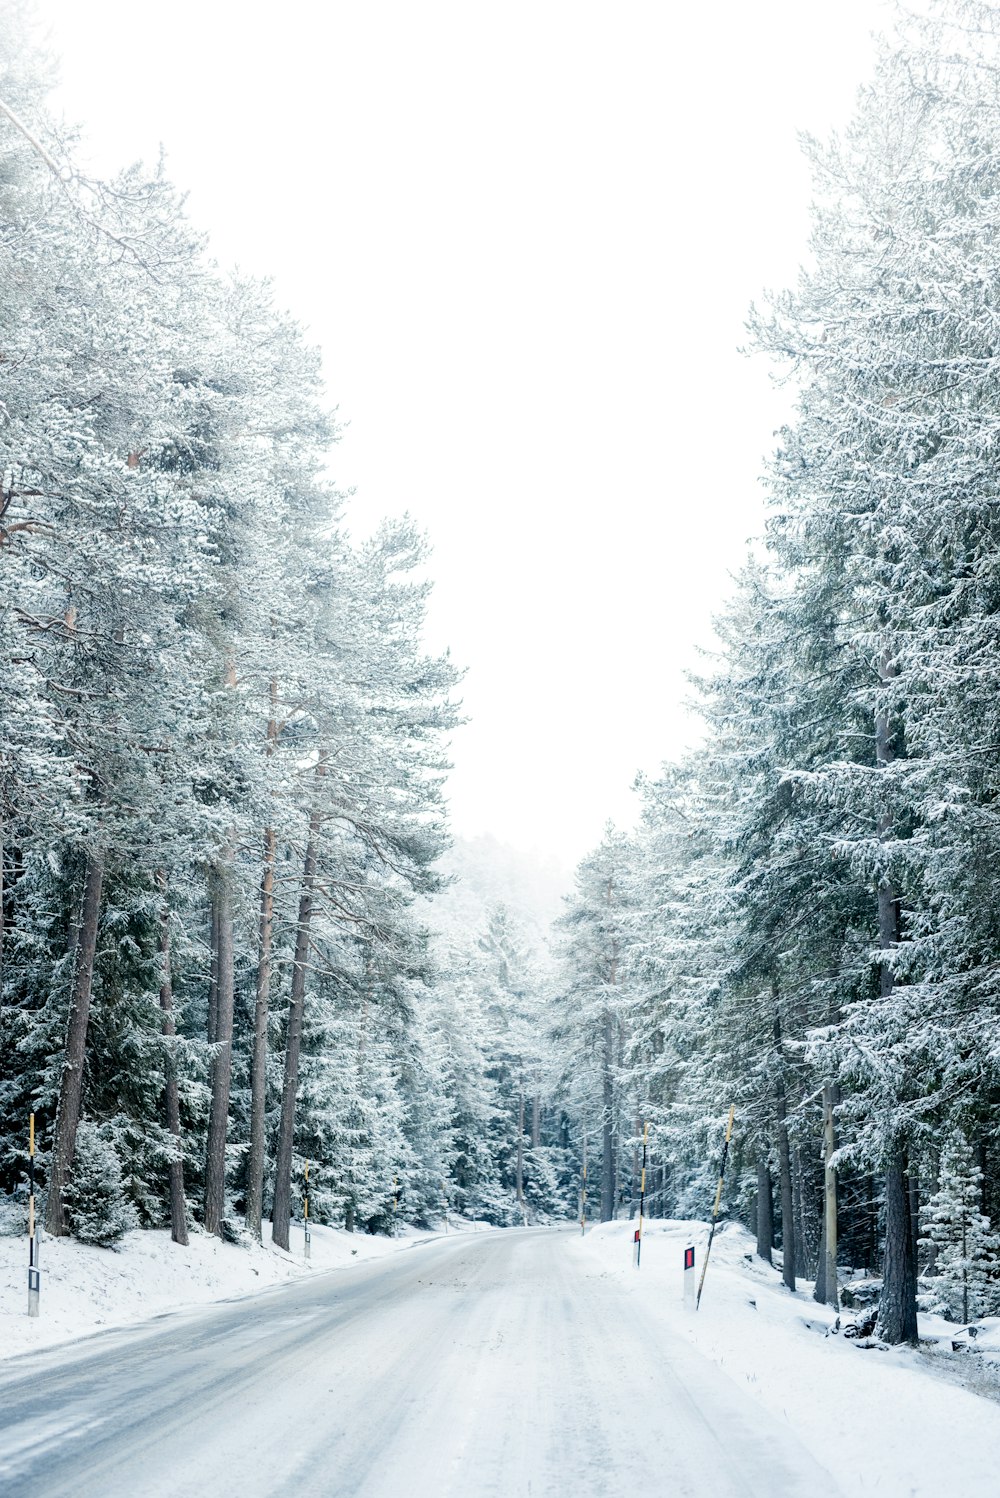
0, 1226, 835, 1498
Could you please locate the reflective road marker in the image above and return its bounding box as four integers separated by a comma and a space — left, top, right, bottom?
28, 1112, 39, 1317
696, 1104, 735, 1310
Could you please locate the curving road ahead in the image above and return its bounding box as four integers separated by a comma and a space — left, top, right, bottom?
0, 1227, 834, 1498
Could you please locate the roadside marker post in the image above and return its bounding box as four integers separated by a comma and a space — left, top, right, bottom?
683, 1245, 696, 1310
633, 1122, 649, 1268
303, 1161, 311, 1260
392, 1174, 399, 1237
441, 1183, 449, 1234
695, 1104, 736, 1311
28, 1113, 39, 1317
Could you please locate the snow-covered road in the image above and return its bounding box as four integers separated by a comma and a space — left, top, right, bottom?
0, 1225, 834, 1498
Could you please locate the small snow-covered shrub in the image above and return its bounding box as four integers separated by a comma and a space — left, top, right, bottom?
66, 1121, 138, 1247
0, 1191, 28, 1238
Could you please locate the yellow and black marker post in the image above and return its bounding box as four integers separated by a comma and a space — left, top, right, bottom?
392, 1173, 399, 1237
633, 1121, 649, 1268
696, 1104, 735, 1311
303, 1161, 311, 1260
28, 1113, 39, 1317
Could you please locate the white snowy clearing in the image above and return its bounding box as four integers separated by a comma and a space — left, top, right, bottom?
0, 1219, 998, 1497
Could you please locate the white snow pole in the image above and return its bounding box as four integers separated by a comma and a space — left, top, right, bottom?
303, 1161, 311, 1260
683, 1245, 696, 1310
28, 1113, 40, 1317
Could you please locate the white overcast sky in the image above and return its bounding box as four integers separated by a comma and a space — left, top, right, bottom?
35, 0, 887, 870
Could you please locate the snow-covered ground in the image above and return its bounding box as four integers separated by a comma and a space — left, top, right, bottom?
577, 1217, 1000, 1497
4, 1215, 1000, 1496
0, 1217, 483, 1361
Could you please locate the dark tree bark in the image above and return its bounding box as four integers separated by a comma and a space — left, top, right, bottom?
0, 825, 5, 1001
874, 652, 919, 1343
531, 1091, 540, 1149
516, 1077, 526, 1221
877, 1150, 919, 1345
245, 825, 276, 1240
814, 1085, 839, 1308
772, 994, 797, 1291
203, 868, 235, 1236
756, 1156, 774, 1264
271, 803, 322, 1251
46, 851, 104, 1235
157, 873, 188, 1246
793, 1145, 812, 1277
206, 891, 220, 1047
600, 1012, 616, 1222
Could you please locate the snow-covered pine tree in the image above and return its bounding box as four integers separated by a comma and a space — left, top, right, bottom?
921, 1130, 1000, 1324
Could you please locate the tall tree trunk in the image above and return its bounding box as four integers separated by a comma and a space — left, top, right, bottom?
157, 873, 188, 1246
816, 1085, 838, 1308
516, 1076, 526, 1222
245, 825, 276, 1240
203, 868, 235, 1236
46, 851, 104, 1235
600, 1012, 616, 1222
772, 990, 797, 1290
756, 1155, 774, 1264
874, 649, 918, 1343
877, 1149, 919, 1345
531, 1090, 540, 1149
206, 891, 220, 1046
0, 823, 5, 1000
271, 801, 322, 1251
814, 1211, 828, 1304
793, 1145, 811, 1277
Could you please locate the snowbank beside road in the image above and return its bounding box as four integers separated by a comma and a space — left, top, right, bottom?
576, 1218, 1000, 1498
0, 1218, 480, 1361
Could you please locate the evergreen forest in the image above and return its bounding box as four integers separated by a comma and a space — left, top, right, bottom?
6, 0, 1000, 1351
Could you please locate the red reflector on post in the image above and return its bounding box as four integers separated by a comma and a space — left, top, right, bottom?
684, 1247, 695, 1270
634, 1229, 640, 1243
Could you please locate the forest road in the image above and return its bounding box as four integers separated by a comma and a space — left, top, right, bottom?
0, 1226, 837, 1498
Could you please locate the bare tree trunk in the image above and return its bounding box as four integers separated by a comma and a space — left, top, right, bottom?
271, 801, 322, 1252
531, 1090, 540, 1149
203, 868, 235, 1236
793, 1145, 811, 1277
814, 1210, 828, 1304
772, 989, 796, 1290
874, 651, 918, 1344
600, 1013, 616, 1222
877, 1150, 919, 1345
245, 825, 276, 1240
0, 824, 5, 1000
814, 1085, 838, 1308
206, 891, 220, 1046
157, 873, 188, 1246
516, 1077, 526, 1222
46, 851, 104, 1235
756, 1156, 774, 1264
